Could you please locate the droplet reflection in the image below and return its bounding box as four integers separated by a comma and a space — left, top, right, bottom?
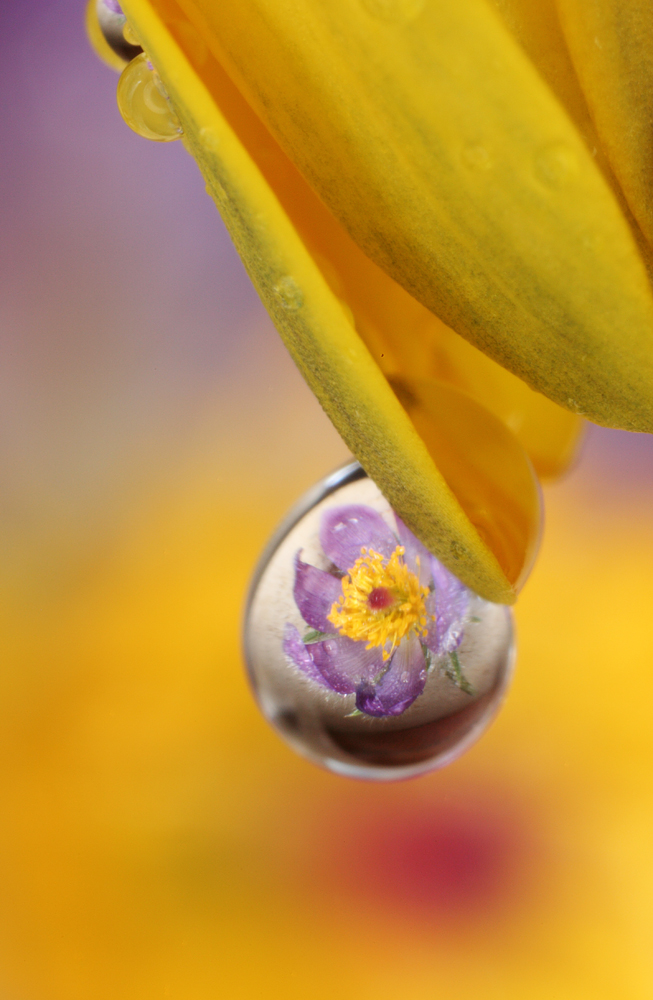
244, 463, 514, 781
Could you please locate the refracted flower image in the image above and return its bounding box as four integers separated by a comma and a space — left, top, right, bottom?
285, 503, 472, 717
245, 465, 513, 780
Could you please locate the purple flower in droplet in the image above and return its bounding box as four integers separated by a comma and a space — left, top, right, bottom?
282, 504, 471, 718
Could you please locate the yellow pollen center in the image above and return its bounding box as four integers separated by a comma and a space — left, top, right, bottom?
327, 545, 430, 659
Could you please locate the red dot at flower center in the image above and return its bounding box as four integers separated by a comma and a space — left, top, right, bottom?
368, 587, 394, 610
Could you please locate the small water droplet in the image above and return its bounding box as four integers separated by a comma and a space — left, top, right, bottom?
462, 143, 492, 171
361, 0, 426, 23
95, 0, 142, 63
244, 463, 514, 781
122, 21, 140, 47
533, 142, 579, 190
273, 276, 303, 311
199, 125, 220, 154
117, 52, 183, 143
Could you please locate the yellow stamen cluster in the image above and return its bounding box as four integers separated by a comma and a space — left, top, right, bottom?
328, 545, 429, 660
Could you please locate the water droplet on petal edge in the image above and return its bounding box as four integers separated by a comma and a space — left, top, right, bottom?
117, 52, 183, 143
273, 275, 304, 311
95, 0, 142, 64
243, 463, 515, 781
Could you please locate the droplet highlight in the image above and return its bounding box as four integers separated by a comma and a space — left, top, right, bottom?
117, 53, 183, 143
122, 21, 141, 48
244, 464, 514, 781
273, 276, 303, 311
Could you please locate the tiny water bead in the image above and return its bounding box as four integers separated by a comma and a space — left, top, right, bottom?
117, 53, 183, 143
244, 464, 514, 781
122, 22, 141, 48
95, 0, 142, 65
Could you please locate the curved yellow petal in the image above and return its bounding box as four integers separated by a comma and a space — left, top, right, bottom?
489, 0, 596, 138
158, 0, 653, 433
119, 0, 516, 602
392, 378, 542, 591
556, 0, 653, 253
415, 317, 585, 479
119, 0, 583, 483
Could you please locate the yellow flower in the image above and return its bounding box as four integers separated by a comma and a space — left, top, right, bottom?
90, 0, 653, 603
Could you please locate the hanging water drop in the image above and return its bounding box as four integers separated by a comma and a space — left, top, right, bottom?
243, 463, 515, 782
117, 52, 183, 143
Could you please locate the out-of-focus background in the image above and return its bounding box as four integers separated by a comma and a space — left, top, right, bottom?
2, 3, 653, 998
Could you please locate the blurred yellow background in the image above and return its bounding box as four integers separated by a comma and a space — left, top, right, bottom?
1, 3, 653, 998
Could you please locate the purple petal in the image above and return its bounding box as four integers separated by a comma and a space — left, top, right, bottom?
282, 623, 332, 689
394, 516, 433, 585
310, 635, 384, 695
293, 554, 342, 632
426, 557, 470, 655
320, 505, 397, 572
356, 635, 427, 717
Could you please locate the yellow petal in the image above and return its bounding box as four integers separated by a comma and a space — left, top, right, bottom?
487, 0, 604, 154
392, 378, 542, 591
414, 316, 585, 479
119, 0, 519, 602
556, 0, 653, 252
121, 0, 583, 482
151, 0, 653, 433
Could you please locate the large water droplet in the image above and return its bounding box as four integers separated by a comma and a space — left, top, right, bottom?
116, 53, 183, 143
244, 463, 514, 781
